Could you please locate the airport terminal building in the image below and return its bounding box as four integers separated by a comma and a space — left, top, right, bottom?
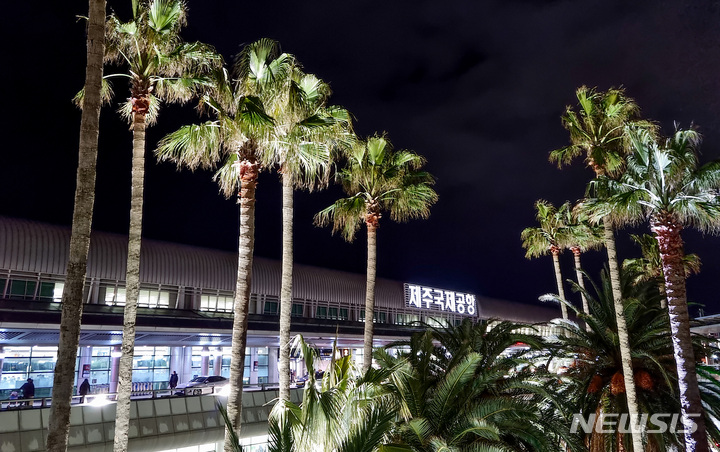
0, 217, 557, 397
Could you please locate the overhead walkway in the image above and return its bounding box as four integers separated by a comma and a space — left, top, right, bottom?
0, 388, 296, 452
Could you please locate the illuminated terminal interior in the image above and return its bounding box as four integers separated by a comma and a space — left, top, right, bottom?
0, 216, 559, 396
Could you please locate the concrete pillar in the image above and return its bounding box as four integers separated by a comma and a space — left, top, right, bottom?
176, 287, 185, 309
182, 347, 193, 382
88, 279, 100, 304
351, 348, 363, 372
170, 346, 183, 380
268, 347, 279, 385
249, 348, 258, 385
109, 346, 121, 393
213, 353, 222, 376
201, 346, 210, 375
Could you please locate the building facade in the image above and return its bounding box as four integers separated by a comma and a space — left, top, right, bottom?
0, 217, 557, 397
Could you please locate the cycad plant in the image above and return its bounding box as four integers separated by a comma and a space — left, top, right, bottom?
379, 319, 580, 451
268, 336, 400, 452
596, 125, 720, 451
546, 271, 720, 451
316, 136, 437, 372
103, 2, 219, 450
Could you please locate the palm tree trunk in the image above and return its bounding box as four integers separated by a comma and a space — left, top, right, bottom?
603, 220, 643, 452
224, 161, 258, 451
278, 169, 293, 403
651, 218, 708, 452
46, 2, 105, 450
551, 250, 568, 320
571, 248, 591, 332
362, 224, 377, 373
113, 111, 147, 452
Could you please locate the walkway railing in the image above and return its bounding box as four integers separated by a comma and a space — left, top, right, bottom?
0, 382, 289, 411
0, 388, 301, 452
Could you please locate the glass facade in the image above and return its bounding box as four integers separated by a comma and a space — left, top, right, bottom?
1, 278, 63, 302
256, 347, 269, 384
88, 346, 111, 391
264, 301, 278, 315
0, 273, 464, 328
200, 294, 233, 312
104, 287, 172, 308
133, 346, 170, 389
0, 346, 57, 398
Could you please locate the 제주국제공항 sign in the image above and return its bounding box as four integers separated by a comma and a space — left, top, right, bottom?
404, 283, 476, 315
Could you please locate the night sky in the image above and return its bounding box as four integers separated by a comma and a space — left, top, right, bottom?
3, 1, 720, 315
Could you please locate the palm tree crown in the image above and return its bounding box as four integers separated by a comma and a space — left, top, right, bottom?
550, 86, 647, 178
603, 127, 720, 230
623, 233, 701, 287
521, 200, 569, 259
316, 135, 437, 241
104, 0, 219, 123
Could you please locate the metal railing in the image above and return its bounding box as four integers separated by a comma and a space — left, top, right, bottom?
0, 382, 287, 410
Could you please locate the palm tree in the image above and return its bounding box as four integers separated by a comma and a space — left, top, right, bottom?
623, 233, 701, 309
378, 319, 580, 451
521, 200, 572, 320
547, 270, 720, 451
235, 41, 354, 403
274, 93, 351, 404
104, 2, 219, 450
315, 136, 437, 372
156, 42, 285, 447
46, 2, 106, 451
599, 126, 720, 451
551, 86, 649, 451
268, 336, 400, 452
558, 202, 604, 330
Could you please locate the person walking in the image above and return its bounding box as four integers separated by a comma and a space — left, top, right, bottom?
169, 371, 178, 390
19, 378, 34, 407
78, 378, 91, 403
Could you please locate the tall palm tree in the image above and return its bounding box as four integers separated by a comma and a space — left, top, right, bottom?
521, 200, 572, 320
558, 202, 604, 330
156, 43, 284, 448
104, 2, 218, 450
235, 41, 354, 403
623, 233, 701, 309
599, 126, 720, 451
551, 86, 649, 451
315, 136, 437, 372
46, 2, 106, 451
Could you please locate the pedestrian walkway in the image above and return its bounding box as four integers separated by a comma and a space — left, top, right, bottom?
0, 388, 298, 452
